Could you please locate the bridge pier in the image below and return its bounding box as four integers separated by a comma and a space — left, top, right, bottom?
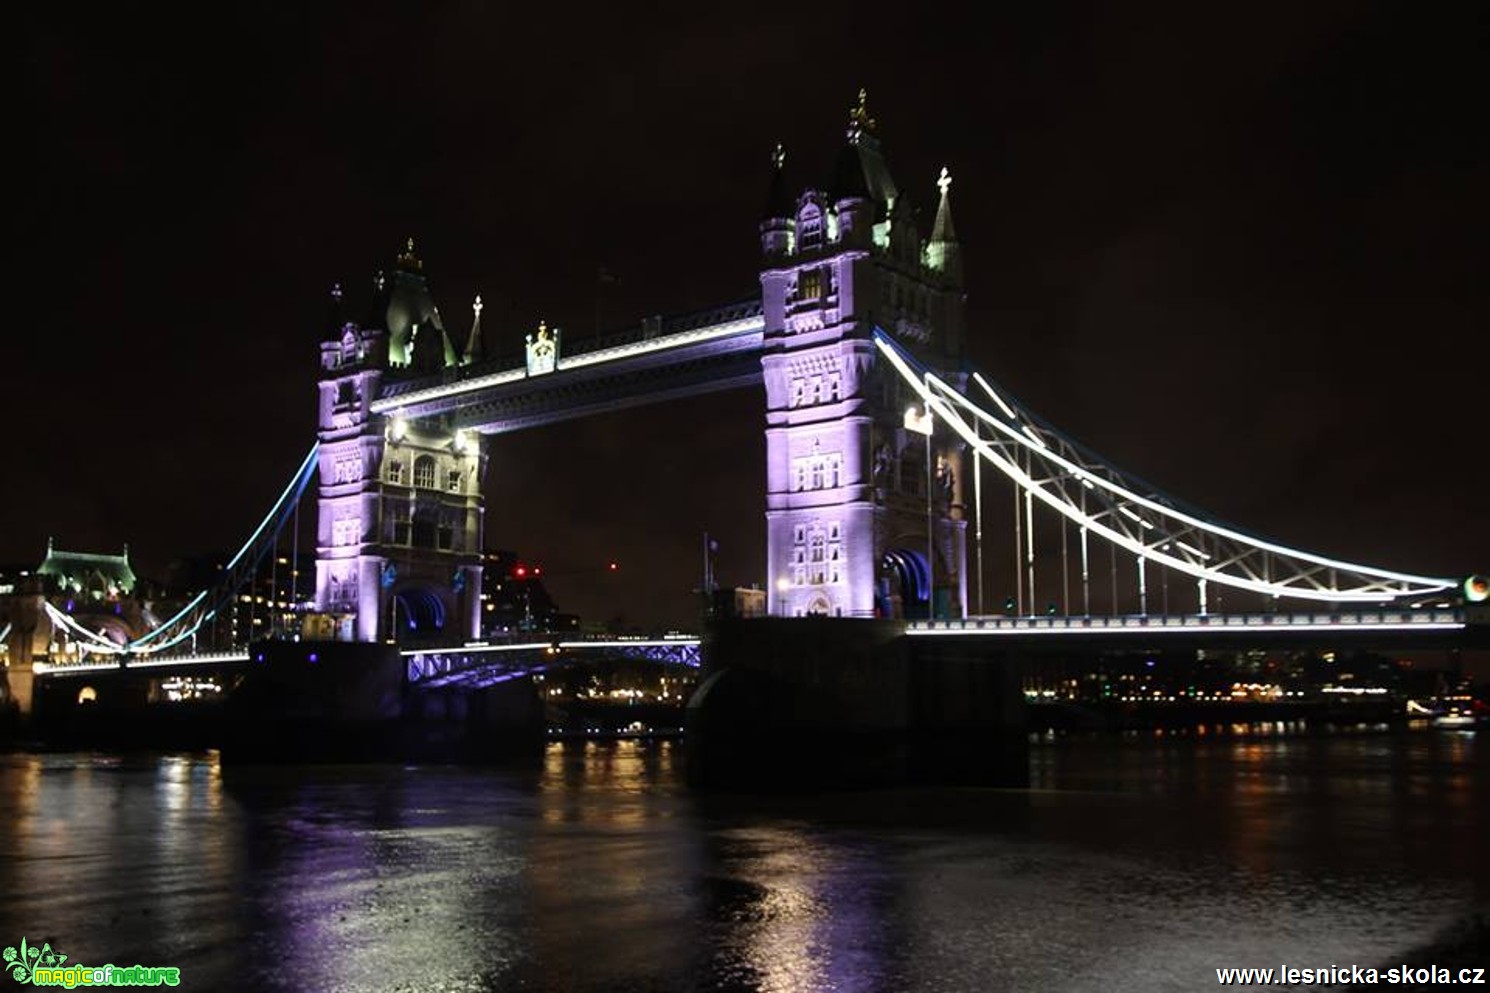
1, 593, 46, 726
686, 617, 1027, 790
219, 641, 544, 764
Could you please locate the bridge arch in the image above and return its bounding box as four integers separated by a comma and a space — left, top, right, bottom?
391, 586, 449, 641
880, 548, 931, 620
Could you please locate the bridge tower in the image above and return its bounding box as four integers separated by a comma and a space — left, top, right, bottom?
314, 243, 488, 643
760, 91, 968, 619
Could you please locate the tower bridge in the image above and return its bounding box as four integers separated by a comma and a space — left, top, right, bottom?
4, 92, 1484, 776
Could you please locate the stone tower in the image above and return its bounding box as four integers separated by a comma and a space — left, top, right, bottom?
314, 247, 487, 642
760, 91, 968, 619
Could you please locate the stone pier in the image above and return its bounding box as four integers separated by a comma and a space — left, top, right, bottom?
685, 617, 1028, 790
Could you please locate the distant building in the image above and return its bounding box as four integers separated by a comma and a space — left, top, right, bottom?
478, 550, 579, 636
35, 539, 137, 601
711, 586, 767, 619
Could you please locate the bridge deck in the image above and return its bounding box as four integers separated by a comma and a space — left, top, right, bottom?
908, 609, 1482, 650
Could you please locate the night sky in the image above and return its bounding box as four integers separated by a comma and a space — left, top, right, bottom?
12, 3, 1486, 629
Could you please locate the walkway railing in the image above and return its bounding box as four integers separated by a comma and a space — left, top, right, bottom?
908, 609, 1466, 636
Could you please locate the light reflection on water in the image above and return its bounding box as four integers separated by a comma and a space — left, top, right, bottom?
0, 731, 1485, 992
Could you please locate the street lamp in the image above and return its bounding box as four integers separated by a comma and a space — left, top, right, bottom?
776, 576, 791, 617
904, 401, 934, 619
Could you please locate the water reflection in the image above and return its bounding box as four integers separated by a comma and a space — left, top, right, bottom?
0, 729, 1484, 992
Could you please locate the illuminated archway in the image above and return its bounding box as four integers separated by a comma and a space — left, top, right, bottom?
392, 587, 447, 639
881, 548, 930, 619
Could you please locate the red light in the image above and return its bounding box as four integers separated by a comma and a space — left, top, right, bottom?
514, 565, 527, 579
608, 561, 619, 571
533, 566, 542, 577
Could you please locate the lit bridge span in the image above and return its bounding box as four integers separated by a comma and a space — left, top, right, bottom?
402, 636, 702, 688
29, 636, 703, 688
29, 603, 1488, 686
909, 606, 1487, 651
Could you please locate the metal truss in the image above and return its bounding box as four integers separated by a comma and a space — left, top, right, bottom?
405, 638, 701, 688
875, 331, 1458, 607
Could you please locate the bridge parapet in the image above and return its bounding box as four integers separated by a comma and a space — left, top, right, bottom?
906, 608, 1482, 651
910, 609, 1466, 636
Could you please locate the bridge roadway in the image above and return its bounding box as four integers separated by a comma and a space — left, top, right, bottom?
27, 606, 1483, 687
908, 606, 1485, 652
28, 636, 704, 687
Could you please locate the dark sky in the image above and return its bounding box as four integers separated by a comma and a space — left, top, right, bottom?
11, 2, 1486, 628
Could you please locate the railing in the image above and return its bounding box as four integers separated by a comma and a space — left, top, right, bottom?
32, 650, 252, 676
907, 609, 1467, 636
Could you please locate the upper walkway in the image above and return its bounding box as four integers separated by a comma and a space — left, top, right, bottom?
372, 300, 764, 432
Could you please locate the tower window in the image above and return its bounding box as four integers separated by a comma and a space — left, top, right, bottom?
798, 207, 822, 250
386, 460, 405, 485
447, 470, 462, 492
799, 269, 823, 301
413, 455, 436, 489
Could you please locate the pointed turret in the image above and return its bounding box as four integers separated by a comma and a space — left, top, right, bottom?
367, 269, 391, 331
463, 294, 485, 365
763, 143, 794, 221
925, 167, 961, 281
325, 282, 347, 341
830, 88, 898, 206
760, 143, 795, 258
382, 237, 457, 370
831, 88, 898, 249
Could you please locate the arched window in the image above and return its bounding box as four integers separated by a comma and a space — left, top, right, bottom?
413, 455, 436, 489
798, 205, 822, 250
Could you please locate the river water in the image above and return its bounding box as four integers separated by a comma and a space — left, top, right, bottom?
1, 728, 1485, 991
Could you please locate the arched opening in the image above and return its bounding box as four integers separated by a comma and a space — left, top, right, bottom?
77, 686, 98, 705
880, 548, 930, 620
392, 588, 447, 641
413, 455, 437, 489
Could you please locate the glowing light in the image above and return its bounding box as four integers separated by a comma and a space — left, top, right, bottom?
390, 417, 408, 442
1466, 575, 1489, 603
371, 313, 763, 414
972, 372, 1018, 420
873, 331, 1456, 601
906, 613, 1466, 637
903, 405, 932, 435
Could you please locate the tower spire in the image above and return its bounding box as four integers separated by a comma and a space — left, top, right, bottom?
463, 294, 485, 365
325, 281, 346, 340
926, 166, 961, 279
847, 87, 876, 145
762, 142, 794, 220
396, 237, 422, 272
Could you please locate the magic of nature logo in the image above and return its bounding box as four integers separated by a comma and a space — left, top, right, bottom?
4, 938, 181, 987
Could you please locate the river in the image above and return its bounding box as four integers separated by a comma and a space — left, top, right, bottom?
1, 727, 1485, 991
